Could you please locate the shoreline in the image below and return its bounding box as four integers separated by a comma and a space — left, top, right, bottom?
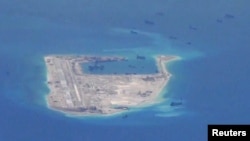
153, 55, 181, 100
130, 55, 180, 109
44, 55, 180, 117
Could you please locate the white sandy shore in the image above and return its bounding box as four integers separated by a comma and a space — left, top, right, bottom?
44, 55, 180, 117
132, 55, 181, 108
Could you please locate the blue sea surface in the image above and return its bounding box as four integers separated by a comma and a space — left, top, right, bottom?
0, 0, 250, 141
82, 57, 157, 75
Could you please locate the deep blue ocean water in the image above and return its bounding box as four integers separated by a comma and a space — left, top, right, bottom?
0, 0, 250, 140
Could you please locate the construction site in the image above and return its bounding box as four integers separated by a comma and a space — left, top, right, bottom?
44, 55, 176, 116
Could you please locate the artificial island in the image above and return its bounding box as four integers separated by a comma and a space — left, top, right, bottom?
44, 55, 178, 116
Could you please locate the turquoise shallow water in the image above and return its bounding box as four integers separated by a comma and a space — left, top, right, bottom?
1, 0, 250, 141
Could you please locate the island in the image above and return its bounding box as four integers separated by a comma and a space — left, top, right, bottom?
44, 55, 178, 116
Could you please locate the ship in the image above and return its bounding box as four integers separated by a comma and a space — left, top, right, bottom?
170, 101, 183, 107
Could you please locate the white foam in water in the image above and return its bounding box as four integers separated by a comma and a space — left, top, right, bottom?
155, 107, 185, 117
155, 112, 182, 117
153, 101, 186, 117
